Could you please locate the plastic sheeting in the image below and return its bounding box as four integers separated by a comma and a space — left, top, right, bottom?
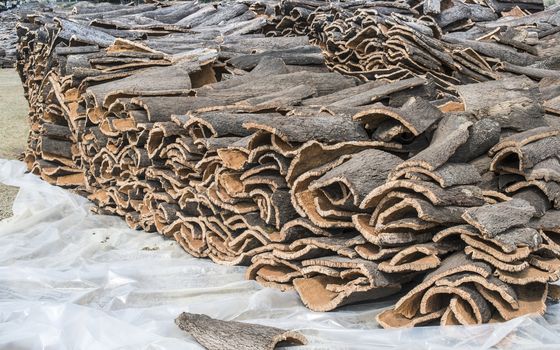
2, 158, 560, 349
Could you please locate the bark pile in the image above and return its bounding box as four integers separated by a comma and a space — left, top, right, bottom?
15, 0, 560, 329
0, 6, 21, 68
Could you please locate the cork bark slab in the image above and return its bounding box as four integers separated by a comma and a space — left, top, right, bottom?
354, 243, 403, 261
272, 235, 365, 260
527, 157, 560, 183
375, 196, 468, 225
489, 127, 560, 157
491, 136, 560, 173
175, 313, 307, 350
352, 96, 443, 140
420, 284, 492, 324
377, 307, 445, 328
298, 148, 403, 228
449, 119, 501, 163
246, 253, 302, 288
286, 140, 399, 186
353, 213, 434, 247
293, 275, 402, 312
465, 246, 530, 272
377, 242, 456, 273
513, 188, 552, 218
460, 233, 533, 262
506, 180, 560, 210
394, 252, 492, 318
310, 149, 403, 207
389, 163, 482, 188
495, 265, 560, 285
393, 115, 472, 172
360, 180, 486, 210
462, 198, 537, 238
436, 273, 519, 309
476, 283, 548, 321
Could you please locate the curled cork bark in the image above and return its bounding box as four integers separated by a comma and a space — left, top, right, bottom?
175, 312, 307, 350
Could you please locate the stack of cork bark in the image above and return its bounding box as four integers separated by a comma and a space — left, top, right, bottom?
15, 0, 560, 328
0, 4, 23, 68
267, 0, 560, 88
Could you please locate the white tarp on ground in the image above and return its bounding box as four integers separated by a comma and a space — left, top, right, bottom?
2, 158, 560, 349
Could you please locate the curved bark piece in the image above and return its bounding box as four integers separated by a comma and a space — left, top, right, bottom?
491, 136, 560, 173
286, 140, 399, 186
390, 163, 482, 188
440, 306, 461, 326
449, 119, 501, 163
432, 225, 480, 243
86, 62, 196, 108
529, 255, 560, 273
130, 96, 199, 122
460, 233, 532, 262
353, 97, 443, 141
171, 215, 210, 259
461, 198, 537, 238
297, 149, 401, 228
529, 209, 560, 231
506, 180, 560, 209
376, 308, 445, 328
227, 45, 324, 70
375, 195, 467, 225
475, 283, 548, 321
354, 216, 434, 247
513, 188, 552, 218
394, 252, 492, 318
448, 297, 477, 326
490, 227, 543, 253
420, 284, 492, 324
206, 216, 274, 266
527, 157, 560, 183
175, 312, 307, 350
393, 115, 472, 172
455, 77, 545, 132
329, 77, 427, 108
354, 243, 403, 261
436, 273, 518, 308
246, 253, 302, 289
244, 113, 369, 144
293, 274, 402, 312
489, 127, 560, 156
361, 179, 486, 209
465, 246, 529, 272
269, 218, 334, 243
495, 265, 560, 285
378, 242, 458, 273
273, 235, 364, 261
147, 122, 186, 159
310, 149, 403, 206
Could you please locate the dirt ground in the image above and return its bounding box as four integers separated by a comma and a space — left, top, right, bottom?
0, 68, 29, 219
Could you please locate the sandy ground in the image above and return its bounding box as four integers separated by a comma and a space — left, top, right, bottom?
0, 68, 29, 219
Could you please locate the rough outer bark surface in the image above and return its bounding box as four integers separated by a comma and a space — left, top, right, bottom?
462, 198, 538, 238
175, 313, 307, 350
311, 148, 403, 206
353, 96, 443, 137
